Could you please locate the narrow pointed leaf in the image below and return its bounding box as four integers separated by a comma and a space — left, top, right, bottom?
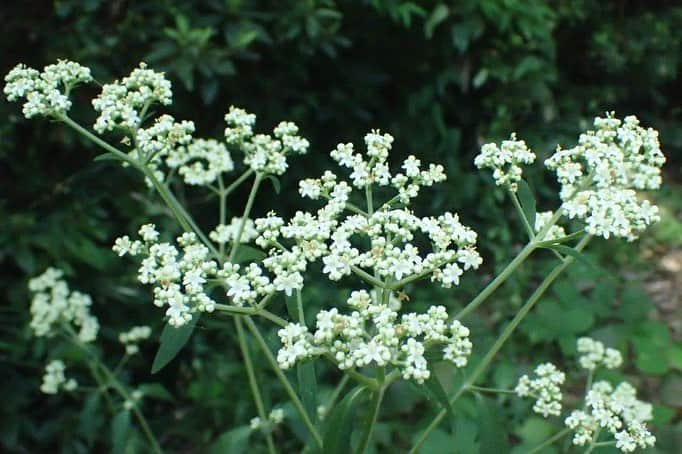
151, 315, 199, 373
517, 179, 536, 232
321, 386, 367, 454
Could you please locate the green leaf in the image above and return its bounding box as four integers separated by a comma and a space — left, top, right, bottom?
285, 293, 318, 424
138, 383, 174, 401
209, 426, 251, 454
517, 179, 536, 232
78, 393, 102, 444
549, 245, 604, 275
321, 386, 367, 454
423, 374, 455, 426
111, 410, 131, 454
425, 4, 450, 39
232, 245, 266, 264
151, 315, 199, 374
475, 394, 510, 453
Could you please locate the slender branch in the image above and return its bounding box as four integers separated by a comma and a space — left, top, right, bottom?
526, 427, 571, 454
355, 386, 385, 454
510, 190, 535, 240
223, 168, 256, 200
234, 317, 277, 454
243, 316, 323, 448
325, 375, 350, 415
410, 235, 592, 453
455, 241, 536, 319
214, 303, 288, 327
350, 265, 386, 288
229, 173, 263, 262
468, 385, 517, 395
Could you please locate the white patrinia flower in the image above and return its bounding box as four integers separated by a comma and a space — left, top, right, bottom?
474, 133, 536, 191
515, 363, 565, 417
40, 360, 77, 395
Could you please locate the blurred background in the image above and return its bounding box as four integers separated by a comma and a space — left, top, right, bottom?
1, 1, 681, 452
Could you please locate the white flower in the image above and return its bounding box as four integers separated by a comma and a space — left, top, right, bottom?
515, 363, 565, 417
474, 133, 536, 191
40, 360, 77, 394
577, 337, 622, 370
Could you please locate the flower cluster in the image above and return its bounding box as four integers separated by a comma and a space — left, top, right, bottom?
534, 211, 566, 241
28, 268, 99, 342
92, 62, 172, 133
4, 60, 92, 118
276, 290, 472, 383
577, 336, 623, 370
546, 114, 665, 240
565, 381, 655, 452
224, 106, 309, 175
474, 134, 536, 191
123, 389, 145, 410
245, 131, 481, 301
515, 363, 566, 417
119, 326, 152, 355
41, 360, 77, 395
250, 408, 285, 432
114, 225, 219, 326
209, 217, 258, 245
167, 138, 234, 186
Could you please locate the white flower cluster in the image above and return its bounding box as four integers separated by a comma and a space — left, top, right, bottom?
114, 225, 220, 326
577, 337, 623, 370
224, 106, 309, 175
4, 60, 92, 118
92, 62, 172, 133
565, 381, 655, 452
546, 114, 665, 240
41, 360, 77, 394
209, 217, 258, 244
167, 138, 234, 186
276, 291, 472, 383
118, 325, 152, 355
474, 133, 536, 191
250, 408, 285, 431
515, 363, 566, 417
28, 268, 99, 342
243, 132, 481, 301
534, 211, 566, 241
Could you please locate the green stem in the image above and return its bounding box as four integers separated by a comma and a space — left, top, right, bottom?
410, 235, 592, 453
526, 427, 571, 454
66, 330, 162, 453
325, 375, 350, 415
366, 184, 374, 215
59, 114, 219, 259
456, 241, 537, 319
229, 173, 263, 262
296, 289, 306, 325
243, 316, 323, 448
350, 265, 386, 288
223, 168, 256, 200
468, 385, 517, 395
214, 303, 287, 327
218, 175, 228, 258
234, 317, 277, 454
355, 384, 385, 453
510, 190, 535, 240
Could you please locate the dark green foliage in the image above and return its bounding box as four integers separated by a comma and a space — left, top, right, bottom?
2, 0, 681, 452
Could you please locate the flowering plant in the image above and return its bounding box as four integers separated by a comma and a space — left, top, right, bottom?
5, 60, 665, 453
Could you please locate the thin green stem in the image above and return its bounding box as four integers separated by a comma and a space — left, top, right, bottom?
296, 289, 306, 325
214, 303, 287, 327
510, 190, 535, 240
65, 329, 162, 453
355, 384, 385, 453
410, 235, 592, 453
235, 317, 277, 454
468, 385, 517, 395
229, 173, 263, 262
218, 175, 228, 258
365, 184, 374, 215
526, 427, 571, 454
59, 114, 219, 259
350, 265, 386, 288
223, 168, 256, 200
456, 241, 537, 319
325, 375, 350, 414
243, 316, 323, 448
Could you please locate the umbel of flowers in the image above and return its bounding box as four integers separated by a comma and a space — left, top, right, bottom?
6, 60, 666, 453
